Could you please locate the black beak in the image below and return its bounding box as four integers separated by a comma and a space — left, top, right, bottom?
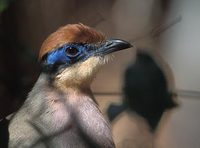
96, 39, 132, 55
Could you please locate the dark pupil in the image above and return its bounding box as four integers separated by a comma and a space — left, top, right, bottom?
66, 47, 78, 56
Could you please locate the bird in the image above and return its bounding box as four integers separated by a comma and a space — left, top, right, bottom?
108, 51, 177, 130
8, 23, 132, 148
123, 51, 177, 130
107, 51, 177, 148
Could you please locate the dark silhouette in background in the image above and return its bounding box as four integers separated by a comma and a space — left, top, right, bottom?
0, 118, 9, 148
0, 1, 40, 119
107, 51, 177, 131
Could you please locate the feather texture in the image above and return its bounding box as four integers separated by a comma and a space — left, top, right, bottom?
39, 23, 105, 60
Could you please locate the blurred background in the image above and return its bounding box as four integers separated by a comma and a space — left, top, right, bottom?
0, 0, 200, 147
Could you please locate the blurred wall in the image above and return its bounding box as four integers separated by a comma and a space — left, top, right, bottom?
156, 0, 200, 148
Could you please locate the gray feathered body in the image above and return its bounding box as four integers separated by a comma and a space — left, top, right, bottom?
8, 74, 114, 148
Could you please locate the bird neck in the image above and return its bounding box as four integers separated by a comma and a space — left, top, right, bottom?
35, 73, 94, 100
51, 56, 108, 88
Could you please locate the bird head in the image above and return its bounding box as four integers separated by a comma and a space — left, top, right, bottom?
39, 24, 132, 87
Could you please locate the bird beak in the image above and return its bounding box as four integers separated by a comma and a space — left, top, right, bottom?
96, 39, 132, 55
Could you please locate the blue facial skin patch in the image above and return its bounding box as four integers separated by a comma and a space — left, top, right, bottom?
46, 44, 83, 65
42, 43, 99, 73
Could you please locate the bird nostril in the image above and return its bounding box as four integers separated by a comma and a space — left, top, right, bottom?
105, 41, 113, 47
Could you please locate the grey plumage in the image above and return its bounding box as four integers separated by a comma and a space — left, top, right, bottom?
9, 74, 114, 148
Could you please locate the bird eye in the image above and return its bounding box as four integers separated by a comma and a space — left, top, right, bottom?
65, 46, 79, 56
